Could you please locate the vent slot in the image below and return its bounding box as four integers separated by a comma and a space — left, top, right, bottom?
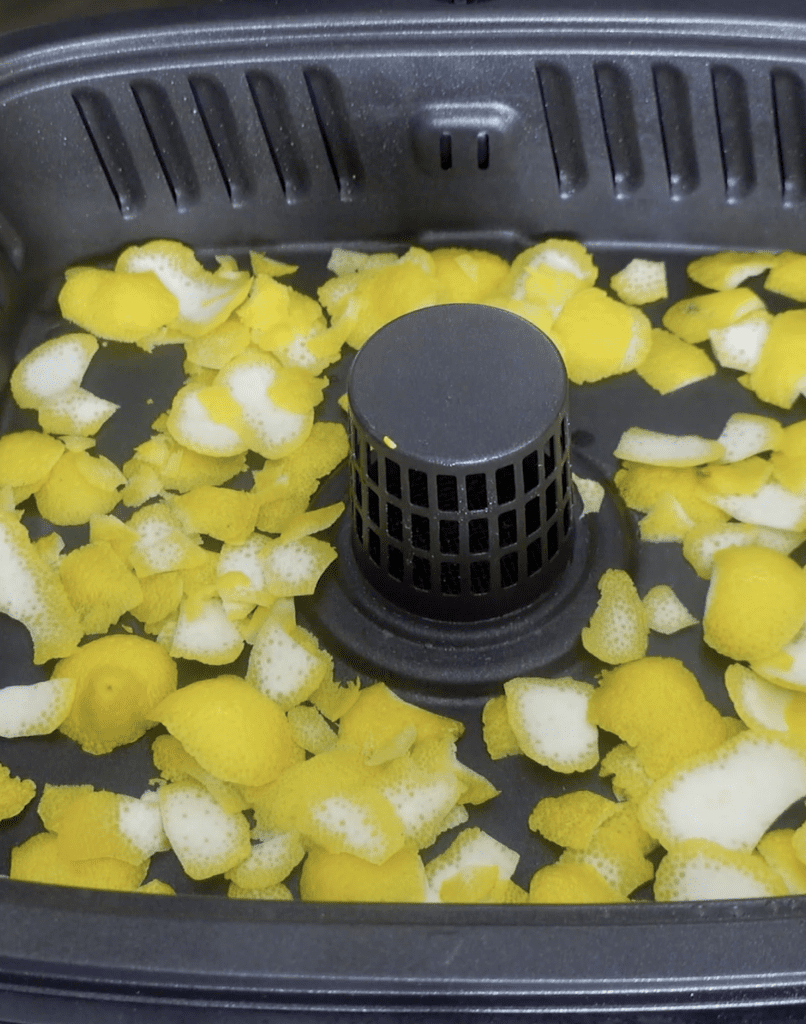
73, 88, 145, 216
304, 67, 364, 199
653, 64, 699, 198
712, 66, 755, 202
188, 75, 251, 206
536, 64, 587, 197
772, 69, 806, 206
594, 64, 643, 197
131, 81, 199, 210
246, 72, 309, 200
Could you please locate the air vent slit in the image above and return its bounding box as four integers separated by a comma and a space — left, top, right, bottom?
594, 63, 643, 197
188, 75, 251, 206
711, 65, 756, 202
130, 81, 199, 210
535, 64, 587, 197
652, 64, 699, 198
246, 72, 310, 200
303, 67, 364, 200
72, 89, 144, 217
772, 69, 806, 206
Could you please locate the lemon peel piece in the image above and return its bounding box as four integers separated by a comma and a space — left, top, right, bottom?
0, 764, 36, 820
636, 328, 716, 394
59, 267, 180, 343
717, 412, 783, 464
11, 333, 98, 408
151, 734, 249, 815
504, 676, 598, 773
588, 657, 728, 781
246, 617, 331, 710
376, 755, 465, 850
662, 287, 765, 343
638, 493, 695, 543
614, 463, 729, 524
529, 791, 620, 850
610, 259, 668, 305
724, 662, 806, 738
752, 627, 806, 693
528, 861, 628, 904
159, 780, 251, 880
580, 568, 648, 665
286, 705, 338, 754
747, 309, 806, 408
310, 675, 361, 722
765, 250, 806, 301
549, 287, 651, 384
34, 449, 125, 526
116, 240, 251, 338
151, 675, 297, 787
559, 804, 655, 896
481, 694, 521, 760
127, 502, 205, 578
337, 682, 463, 761
58, 540, 143, 635
0, 510, 83, 664
225, 829, 306, 889
0, 430, 65, 503
54, 789, 168, 865
170, 485, 260, 545
166, 596, 245, 666
300, 846, 427, 903
262, 536, 337, 597
10, 831, 148, 891
757, 829, 806, 895
572, 474, 604, 517
55, 634, 177, 754
613, 427, 724, 467
703, 545, 806, 662
682, 521, 805, 579
640, 730, 806, 852
654, 839, 787, 901
599, 743, 653, 802
0, 677, 76, 737
504, 239, 597, 309
166, 382, 249, 458
38, 387, 119, 437
424, 827, 519, 903
642, 584, 698, 634
708, 310, 771, 372
688, 251, 777, 291
706, 482, 806, 532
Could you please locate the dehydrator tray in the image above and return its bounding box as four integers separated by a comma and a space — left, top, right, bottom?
5, 1, 806, 1020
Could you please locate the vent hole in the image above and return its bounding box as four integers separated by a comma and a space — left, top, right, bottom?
527, 539, 543, 576
368, 530, 381, 565
498, 510, 518, 547
563, 501, 572, 534
546, 480, 558, 520
544, 438, 556, 477
469, 518, 489, 553
522, 451, 539, 492
441, 562, 462, 595
352, 425, 360, 458
355, 510, 363, 542
412, 557, 432, 590
387, 503, 403, 541
500, 552, 519, 588
353, 471, 363, 508
366, 445, 378, 483
562, 463, 570, 496
547, 522, 559, 560
440, 132, 453, 170
386, 459, 402, 498
409, 469, 429, 508
411, 514, 431, 551
477, 131, 490, 169
388, 546, 404, 580
526, 497, 541, 535
470, 561, 491, 594
368, 488, 380, 526
466, 473, 488, 510
440, 520, 460, 554
437, 474, 459, 511
496, 464, 516, 504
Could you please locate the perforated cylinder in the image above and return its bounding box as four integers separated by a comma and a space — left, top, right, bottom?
347, 304, 573, 622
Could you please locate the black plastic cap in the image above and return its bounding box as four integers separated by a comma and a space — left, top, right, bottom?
347, 304, 572, 621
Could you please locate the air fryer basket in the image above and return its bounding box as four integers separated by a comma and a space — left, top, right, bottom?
4, 1, 806, 1020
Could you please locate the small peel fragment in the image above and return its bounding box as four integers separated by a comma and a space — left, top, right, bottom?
504, 676, 598, 773
0, 764, 36, 820
642, 585, 698, 635
159, 780, 250, 880
654, 839, 787, 901
424, 827, 519, 903
0, 677, 76, 737
613, 427, 724, 468
581, 568, 648, 665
